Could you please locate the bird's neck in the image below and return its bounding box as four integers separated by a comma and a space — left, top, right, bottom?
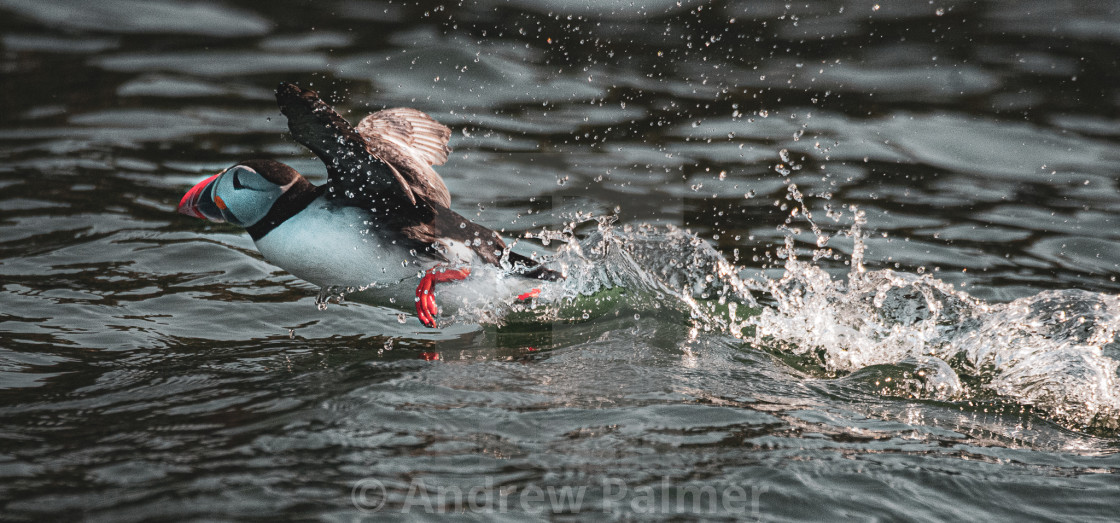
246, 180, 324, 241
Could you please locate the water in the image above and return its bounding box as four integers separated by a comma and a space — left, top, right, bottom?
2, 0, 1119, 519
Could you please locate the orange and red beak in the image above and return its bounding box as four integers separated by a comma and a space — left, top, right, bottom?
177, 173, 225, 222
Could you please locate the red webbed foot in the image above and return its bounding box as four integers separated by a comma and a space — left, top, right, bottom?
516, 288, 541, 302
414, 266, 471, 328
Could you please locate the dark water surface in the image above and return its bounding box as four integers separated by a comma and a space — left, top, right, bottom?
2, 0, 1120, 520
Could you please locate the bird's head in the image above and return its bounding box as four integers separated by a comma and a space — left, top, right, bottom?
178, 159, 304, 228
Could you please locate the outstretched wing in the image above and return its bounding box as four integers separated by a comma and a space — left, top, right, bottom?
275, 83, 425, 211
357, 108, 453, 208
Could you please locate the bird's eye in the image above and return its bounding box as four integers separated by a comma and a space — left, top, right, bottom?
231, 171, 245, 190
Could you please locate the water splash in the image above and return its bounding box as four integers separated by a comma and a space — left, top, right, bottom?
497, 208, 1119, 433
446, 216, 761, 330
750, 209, 1120, 434
315, 284, 369, 310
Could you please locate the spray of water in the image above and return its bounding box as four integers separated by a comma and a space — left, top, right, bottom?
442, 203, 1120, 434
443, 215, 761, 331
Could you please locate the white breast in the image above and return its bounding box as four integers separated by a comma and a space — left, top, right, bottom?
253, 200, 420, 288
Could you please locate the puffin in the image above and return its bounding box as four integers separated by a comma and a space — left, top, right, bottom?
178, 82, 560, 327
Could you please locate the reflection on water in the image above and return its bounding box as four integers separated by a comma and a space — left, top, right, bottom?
2, 0, 1120, 519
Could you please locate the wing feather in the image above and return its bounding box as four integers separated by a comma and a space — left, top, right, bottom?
356, 108, 453, 208
276, 83, 458, 212
275, 82, 418, 208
